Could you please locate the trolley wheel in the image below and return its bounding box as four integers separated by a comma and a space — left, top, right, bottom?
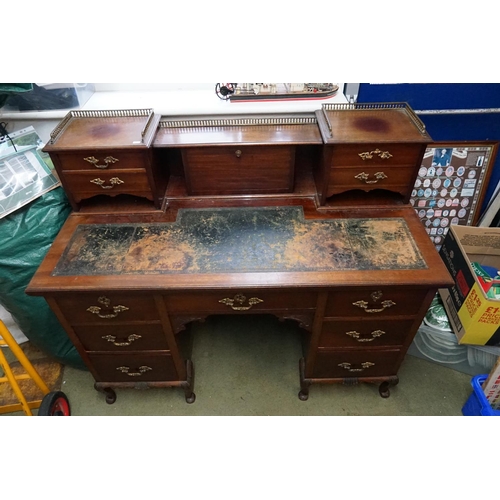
38, 391, 71, 416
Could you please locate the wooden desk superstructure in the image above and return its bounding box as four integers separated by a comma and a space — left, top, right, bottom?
26, 104, 454, 404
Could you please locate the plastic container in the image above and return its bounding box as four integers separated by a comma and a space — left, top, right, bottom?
1, 83, 94, 111
462, 375, 500, 416
408, 325, 500, 375
411, 324, 469, 364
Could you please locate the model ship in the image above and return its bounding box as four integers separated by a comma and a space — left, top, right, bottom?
215, 83, 339, 102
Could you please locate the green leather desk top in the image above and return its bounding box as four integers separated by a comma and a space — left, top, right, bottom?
53, 207, 426, 276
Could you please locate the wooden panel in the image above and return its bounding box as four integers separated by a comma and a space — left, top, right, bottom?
72, 323, 169, 351
324, 288, 429, 318
318, 319, 415, 348
312, 349, 401, 378
182, 145, 295, 195
88, 353, 178, 382
154, 122, 322, 147
164, 289, 317, 314
53, 151, 148, 171
55, 294, 159, 324
317, 107, 430, 144
44, 113, 158, 149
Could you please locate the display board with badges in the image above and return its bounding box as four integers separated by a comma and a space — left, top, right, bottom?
410, 142, 498, 250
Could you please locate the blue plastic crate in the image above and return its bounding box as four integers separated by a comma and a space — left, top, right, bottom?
462, 374, 500, 416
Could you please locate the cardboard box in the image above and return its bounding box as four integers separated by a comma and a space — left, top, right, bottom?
482, 357, 500, 410
439, 225, 500, 346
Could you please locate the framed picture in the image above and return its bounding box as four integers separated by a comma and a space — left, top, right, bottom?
410, 141, 498, 251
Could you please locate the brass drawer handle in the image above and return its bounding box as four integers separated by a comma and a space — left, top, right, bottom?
219, 293, 263, 311
116, 366, 152, 377
354, 171, 388, 184
235, 149, 242, 158
338, 362, 375, 373
352, 291, 396, 314
83, 156, 119, 169
358, 149, 393, 160
90, 177, 125, 189
345, 330, 386, 342
353, 300, 396, 313
102, 334, 142, 347
87, 296, 129, 319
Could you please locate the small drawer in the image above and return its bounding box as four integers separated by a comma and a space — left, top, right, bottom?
325, 288, 429, 319
61, 169, 152, 198
54, 151, 148, 171
72, 323, 169, 351
88, 353, 178, 382
330, 143, 423, 168
164, 290, 317, 314
312, 349, 401, 379
327, 166, 415, 196
56, 294, 159, 325
182, 145, 295, 195
318, 319, 415, 348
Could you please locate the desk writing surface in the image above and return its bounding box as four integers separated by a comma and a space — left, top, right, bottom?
52, 207, 426, 276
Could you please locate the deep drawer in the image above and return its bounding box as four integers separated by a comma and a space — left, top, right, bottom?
54, 150, 148, 171
330, 143, 423, 168
72, 323, 169, 352
182, 145, 295, 195
88, 353, 178, 382
318, 319, 415, 348
164, 289, 317, 314
312, 348, 401, 379
55, 294, 159, 324
324, 288, 429, 319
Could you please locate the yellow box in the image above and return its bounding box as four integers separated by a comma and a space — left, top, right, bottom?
439, 225, 500, 346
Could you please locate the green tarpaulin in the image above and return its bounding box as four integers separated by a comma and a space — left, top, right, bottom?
0, 187, 85, 369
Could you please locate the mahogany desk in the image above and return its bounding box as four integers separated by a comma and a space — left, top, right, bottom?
26, 103, 454, 404
25, 204, 453, 403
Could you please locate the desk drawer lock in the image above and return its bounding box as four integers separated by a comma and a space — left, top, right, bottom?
219, 293, 264, 311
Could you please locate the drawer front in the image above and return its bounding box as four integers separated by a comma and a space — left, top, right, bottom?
325, 288, 429, 319
72, 323, 169, 351
164, 290, 317, 314
61, 169, 152, 197
327, 165, 415, 196
330, 143, 423, 168
56, 294, 159, 325
54, 151, 148, 171
183, 145, 295, 195
88, 353, 178, 382
318, 319, 415, 348
312, 349, 401, 379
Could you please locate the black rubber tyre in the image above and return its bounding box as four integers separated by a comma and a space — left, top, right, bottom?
38, 391, 71, 416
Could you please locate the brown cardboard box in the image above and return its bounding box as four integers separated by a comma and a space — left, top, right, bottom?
439, 225, 500, 346
482, 357, 500, 410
